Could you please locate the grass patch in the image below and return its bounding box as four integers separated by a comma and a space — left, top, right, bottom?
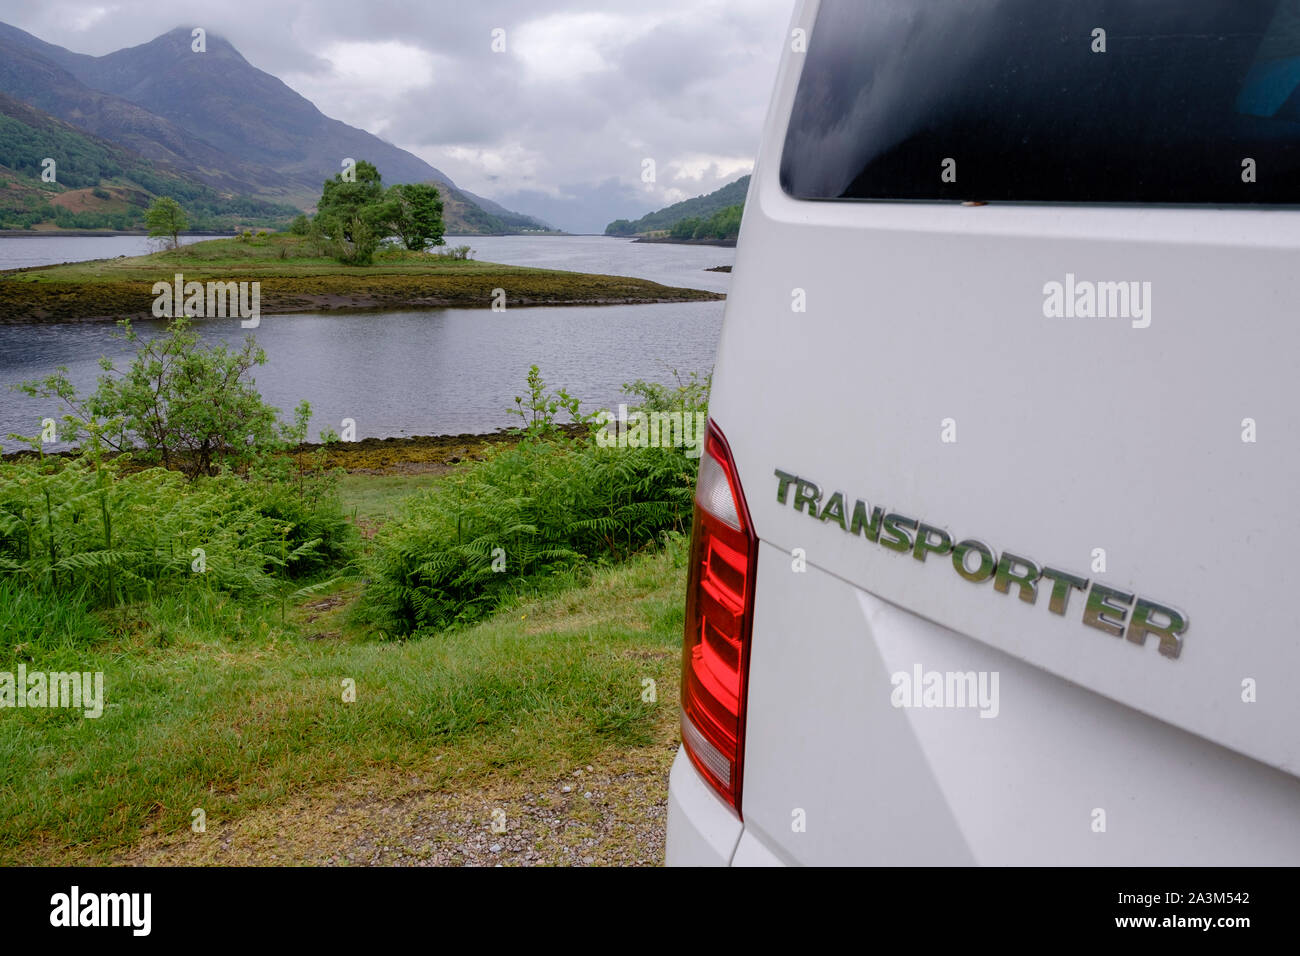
0, 579, 108, 653
338, 472, 447, 524
7, 234, 550, 282
0, 539, 688, 864
0, 365, 704, 864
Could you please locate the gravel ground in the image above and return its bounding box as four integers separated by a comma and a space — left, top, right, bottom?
112, 744, 677, 867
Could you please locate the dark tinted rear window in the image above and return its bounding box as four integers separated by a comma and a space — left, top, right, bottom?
781, 0, 1300, 203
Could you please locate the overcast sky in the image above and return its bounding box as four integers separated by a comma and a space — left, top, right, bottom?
0, 0, 792, 232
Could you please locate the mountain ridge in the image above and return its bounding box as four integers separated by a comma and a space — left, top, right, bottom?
0, 90, 300, 231
0, 21, 553, 234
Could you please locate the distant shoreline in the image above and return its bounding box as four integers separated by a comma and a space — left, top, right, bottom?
630, 236, 737, 248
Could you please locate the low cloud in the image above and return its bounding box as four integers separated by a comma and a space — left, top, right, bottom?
0, 0, 791, 232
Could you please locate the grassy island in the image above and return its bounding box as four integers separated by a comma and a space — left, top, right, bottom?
0, 233, 723, 323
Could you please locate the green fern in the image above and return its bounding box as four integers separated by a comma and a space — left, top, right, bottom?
0, 451, 356, 614
362, 382, 703, 636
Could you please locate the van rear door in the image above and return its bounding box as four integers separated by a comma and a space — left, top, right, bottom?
715, 0, 1300, 864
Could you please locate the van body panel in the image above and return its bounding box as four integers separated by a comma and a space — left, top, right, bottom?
738, 548, 1300, 865
669, 0, 1300, 865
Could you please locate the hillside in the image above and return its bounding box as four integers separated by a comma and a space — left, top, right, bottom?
0, 22, 552, 235
0, 24, 271, 198
606, 175, 750, 236
0, 92, 298, 231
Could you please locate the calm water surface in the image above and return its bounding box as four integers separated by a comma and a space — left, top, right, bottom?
0, 234, 206, 271
0, 235, 731, 447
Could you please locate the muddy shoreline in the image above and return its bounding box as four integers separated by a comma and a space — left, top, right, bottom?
3, 427, 591, 474
631, 236, 737, 247
0, 273, 722, 323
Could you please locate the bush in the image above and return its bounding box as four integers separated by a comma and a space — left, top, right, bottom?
15, 317, 293, 479
246, 448, 354, 579
360, 368, 705, 635
0, 458, 273, 606
2, 320, 356, 612
362, 440, 694, 635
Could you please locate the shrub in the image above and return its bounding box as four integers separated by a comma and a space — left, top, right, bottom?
246, 444, 354, 579
15, 317, 294, 479
1, 457, 277, 606
509, 364, 599, 440
361, 367, 705, 635
362, 439, 694, 635
3, 323, 356, 611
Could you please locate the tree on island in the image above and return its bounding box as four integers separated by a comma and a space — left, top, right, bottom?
314, 160, 387, 264
310, 161, 446, 264
387, 183, 446, 251
146, 196, 188, 249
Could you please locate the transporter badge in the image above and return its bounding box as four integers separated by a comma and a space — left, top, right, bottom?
773, 469, 1189, 659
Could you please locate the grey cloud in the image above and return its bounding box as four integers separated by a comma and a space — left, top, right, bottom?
0, 0, 791, 232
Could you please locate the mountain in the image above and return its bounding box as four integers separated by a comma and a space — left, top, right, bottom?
34, 27, 450, 201
0, 91, 299, 231
605, 175, 750, 236
0, 22, 552, 234
0, 23, 273, 198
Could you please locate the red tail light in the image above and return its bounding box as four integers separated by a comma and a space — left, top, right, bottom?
681, 419, 758, 814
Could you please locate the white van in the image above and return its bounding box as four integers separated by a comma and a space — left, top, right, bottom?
667, 0, 1300, 865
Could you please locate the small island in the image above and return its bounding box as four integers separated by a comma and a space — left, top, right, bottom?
0, 233, 722, 323
0, 159, 722, 323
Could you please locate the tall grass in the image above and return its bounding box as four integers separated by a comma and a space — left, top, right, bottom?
0, 578, 107, 651
0, 544, 689, 863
